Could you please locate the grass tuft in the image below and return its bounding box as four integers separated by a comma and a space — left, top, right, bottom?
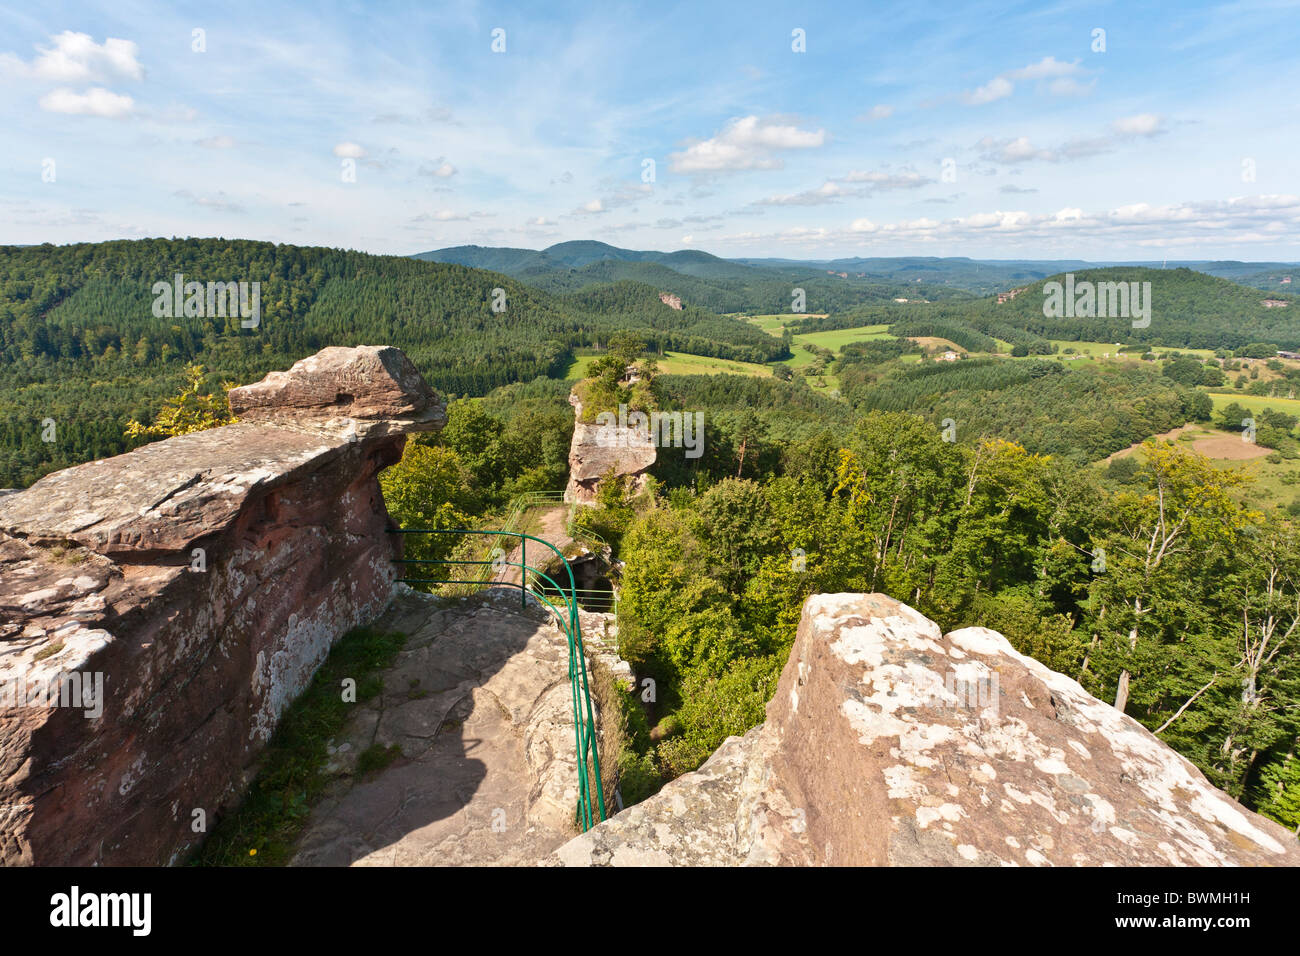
190, 625, 406, 866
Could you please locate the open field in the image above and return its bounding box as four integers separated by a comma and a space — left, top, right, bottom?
1103, 422, 1300, 512
776, 325, 896, 368
745, 313, 828, 336
1208, 391, 1300, 417
793, 324, 893, 351
656, 352, 773, 377
770, 323, 899, 393
564, 350, 772, 381
1050, 340, 1219, 361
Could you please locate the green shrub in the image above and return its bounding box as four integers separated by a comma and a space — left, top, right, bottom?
656, 655, 783, 778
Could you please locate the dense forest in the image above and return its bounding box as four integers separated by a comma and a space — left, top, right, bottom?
791, 267, 1300, 351
9, 235, 1299, 836
0, 239, 785, 486
838, 353, 1210, 462
369, 354, 1300, 834
417, 239, 976, 313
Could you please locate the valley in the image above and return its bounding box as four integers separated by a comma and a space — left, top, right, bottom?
4, 236, 1300, 859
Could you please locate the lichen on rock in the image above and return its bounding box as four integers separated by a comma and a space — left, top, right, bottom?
551, 593, 1300, 867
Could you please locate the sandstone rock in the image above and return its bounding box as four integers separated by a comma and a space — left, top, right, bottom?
552, 593, 1300, 867
0, 424, 350, 554
0, 346, 444, 865
291, 588, 631, 866
564, 392, 656, 505
228, 344, 442, 429
658, 292, 683, 311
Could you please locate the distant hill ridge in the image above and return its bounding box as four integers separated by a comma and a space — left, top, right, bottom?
413, 242, 1300, 298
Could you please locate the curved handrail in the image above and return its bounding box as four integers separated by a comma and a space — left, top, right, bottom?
388, 528, 607, 830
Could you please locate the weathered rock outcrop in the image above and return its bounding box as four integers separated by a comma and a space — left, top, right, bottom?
554, 593, 1300, 866
290, 588, 632, 866
228, 345, 442, 431
564, 392, 656, 505
0, 346, 442, 865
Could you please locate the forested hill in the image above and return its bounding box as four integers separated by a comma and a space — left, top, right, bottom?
0, 238, 783, 486
982, 267, 1300, 350
787, 266, 1300, 353
414, 239, 756, 278
414, 240, 976, 312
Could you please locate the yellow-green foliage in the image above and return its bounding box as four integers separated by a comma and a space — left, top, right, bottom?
124, 363, 235, 438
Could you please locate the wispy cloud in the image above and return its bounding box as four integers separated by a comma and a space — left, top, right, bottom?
753, 168, 930, 206
39, 87, 134, 118
174, 190, 244, 213
977, 113, 1168, 164
962, 56, 1091, 105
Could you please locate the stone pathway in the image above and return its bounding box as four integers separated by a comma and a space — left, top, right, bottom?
291, 585, 625, 866
492, 505, 573, 588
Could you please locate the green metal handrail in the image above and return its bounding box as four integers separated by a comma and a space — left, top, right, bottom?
387, 528, 607, 831
505, 490, 611, 555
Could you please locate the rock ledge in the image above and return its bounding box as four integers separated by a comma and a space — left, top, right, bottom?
552, 593, 1300, 866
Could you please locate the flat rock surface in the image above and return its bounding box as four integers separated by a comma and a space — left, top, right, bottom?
0, 424, 339, 553
291, 588, 609, 866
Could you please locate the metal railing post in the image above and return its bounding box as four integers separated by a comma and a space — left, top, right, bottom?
386, 521, 607, 829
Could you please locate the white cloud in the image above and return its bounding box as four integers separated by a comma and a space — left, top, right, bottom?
755, 181, 855, 206
862, 104, 893, 121
1048, 76, 1096, 97
1112, 113, 1165, 137
371, 106, 454, 125
718, 194, 1300, 251
419, 160, 457, 178
669, 115, 826, 173
333, 142, 366, 158
39, 87, 134, 118
410, 209, 490, 222
964, 76, 1014, 105
963, 56, 1090, 105
755, 168, 930, 207
842, 169, 930, 189
980, 135, 1054, 163
196, 135, 236, 149
3, 31, 143, 84
570, 184, 651, 215
173, 190, 244, 213
978, 114, 1166, 165
1006, 56, 1082, 81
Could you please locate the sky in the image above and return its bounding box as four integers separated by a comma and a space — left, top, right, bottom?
2, 0, 1299, 261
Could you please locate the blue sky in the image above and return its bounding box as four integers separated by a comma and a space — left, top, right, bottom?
2, 0, 1298, 259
